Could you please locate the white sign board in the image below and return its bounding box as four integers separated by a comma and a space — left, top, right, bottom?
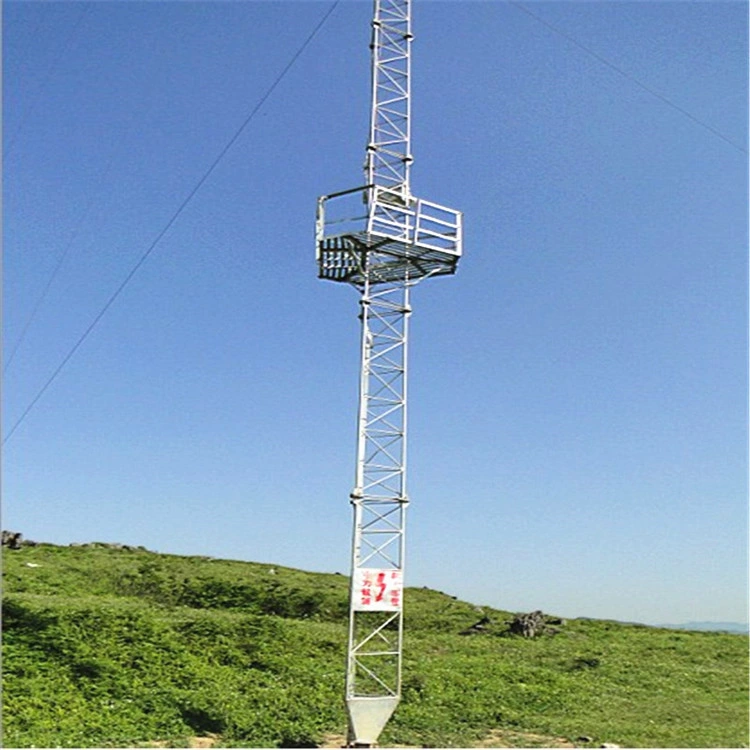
352, 568, 403, 611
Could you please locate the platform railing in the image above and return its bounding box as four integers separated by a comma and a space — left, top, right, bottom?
316, 184, 462, 262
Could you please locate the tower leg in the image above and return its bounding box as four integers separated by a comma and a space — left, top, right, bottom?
345, 279, 411, 746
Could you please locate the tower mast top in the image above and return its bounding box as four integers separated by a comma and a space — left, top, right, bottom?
365, 0, 413, 202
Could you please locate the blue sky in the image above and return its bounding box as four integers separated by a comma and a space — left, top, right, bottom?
3, 0, 747, 627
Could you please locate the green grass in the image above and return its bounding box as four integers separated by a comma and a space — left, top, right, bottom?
3, 543, 748, 748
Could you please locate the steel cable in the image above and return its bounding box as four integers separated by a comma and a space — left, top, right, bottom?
509, 1, 747, 155
3, 0, 340, 446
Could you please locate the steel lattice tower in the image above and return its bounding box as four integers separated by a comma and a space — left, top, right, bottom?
315, 0, 462, 745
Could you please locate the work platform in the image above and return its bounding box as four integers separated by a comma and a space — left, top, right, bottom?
316, 185, 462, 286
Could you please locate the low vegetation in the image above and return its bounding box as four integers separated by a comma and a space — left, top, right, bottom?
3, 543, 748, 748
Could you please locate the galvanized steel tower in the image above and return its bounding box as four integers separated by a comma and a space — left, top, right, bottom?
316, 0, 462, 745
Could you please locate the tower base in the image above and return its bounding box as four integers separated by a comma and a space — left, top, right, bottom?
346, 696, 400, 747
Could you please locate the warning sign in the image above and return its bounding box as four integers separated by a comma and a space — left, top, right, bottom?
352, 568, 403, 611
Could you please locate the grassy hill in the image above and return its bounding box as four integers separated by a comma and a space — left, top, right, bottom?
3, 543, 748, 748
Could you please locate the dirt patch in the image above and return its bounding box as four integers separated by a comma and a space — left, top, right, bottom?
141, 734, 221, 748
476, 729, 576, 748
318, 733, 422, 748
319, 729, 576, 748
190, 736, 221, 749
319, 733, 347, 748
